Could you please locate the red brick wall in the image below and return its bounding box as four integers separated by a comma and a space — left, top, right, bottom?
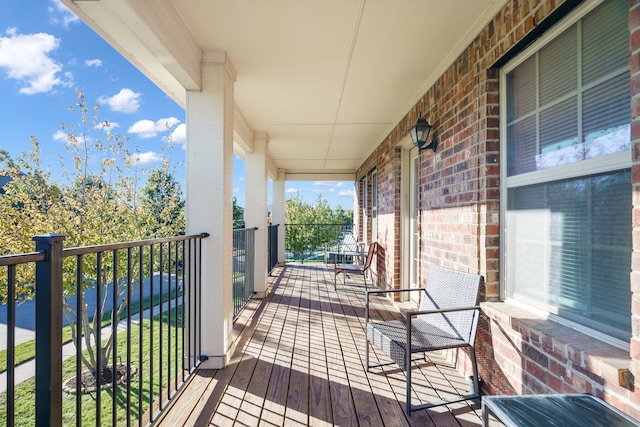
356, 0, 640, 419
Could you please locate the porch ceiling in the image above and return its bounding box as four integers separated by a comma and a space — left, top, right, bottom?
62, 0, 506, 178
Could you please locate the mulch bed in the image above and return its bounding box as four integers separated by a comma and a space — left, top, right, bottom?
62, 363, 137, 395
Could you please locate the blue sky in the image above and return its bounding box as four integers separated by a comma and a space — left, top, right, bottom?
0, 0, 354, 210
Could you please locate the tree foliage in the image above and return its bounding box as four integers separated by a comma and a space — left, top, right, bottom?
0, 91, 185, 376
284, 193, 353, 261
140, 168, 185, 236
233, 196, 245, 229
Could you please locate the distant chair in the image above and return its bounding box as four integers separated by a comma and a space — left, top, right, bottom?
365, 265, 482, 415
334, 242, 377, 290
326, 231, 365, 264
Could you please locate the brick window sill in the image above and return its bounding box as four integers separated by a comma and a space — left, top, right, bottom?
481, 301, 633, 392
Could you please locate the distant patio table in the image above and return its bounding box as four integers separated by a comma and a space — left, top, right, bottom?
481, 393, 640, 427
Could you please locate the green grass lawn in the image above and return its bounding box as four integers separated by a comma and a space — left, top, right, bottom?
0, 307, 184, 426
0, 290, 178, 374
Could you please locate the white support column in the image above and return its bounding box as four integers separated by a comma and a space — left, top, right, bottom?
273, 169, 286, 264
185, 52, 235, 369
245, 132, 269, 296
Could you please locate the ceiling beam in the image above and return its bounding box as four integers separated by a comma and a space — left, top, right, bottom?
62, 0, 201, 107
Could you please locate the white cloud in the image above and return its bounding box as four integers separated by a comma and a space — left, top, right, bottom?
49, 0, 80, 27
233, 187, 240, 193
0, 28, 73, 94
130, 151, 162, 165
239, 176, 245, 182
338, 190, 355, 198
98, 88, 142, 113
313, 181, 332, 187
128, 117, 180, 139
127, 120, 156, 138
84, 59, 102, 67
314, 188, 334, 193
52, 130, 67, 142
286, 188, 298, 194
167, 123, 186, 147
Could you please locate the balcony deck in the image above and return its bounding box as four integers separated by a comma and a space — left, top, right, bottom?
155, 263, 482, 426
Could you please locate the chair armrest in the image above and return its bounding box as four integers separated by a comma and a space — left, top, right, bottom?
404, 305, 480, 318
365, 288, 427, 324
366, 288, 426, 296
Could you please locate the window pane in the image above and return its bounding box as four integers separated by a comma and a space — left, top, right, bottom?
538, 97, 578, 168
540, 26, 577, 106
507, 116, 536, 176
507, 56, 536, 121
582, 0, 629, 85
583, 73, 631, 159
506, 0, 630, 178
507, 171, 631, 338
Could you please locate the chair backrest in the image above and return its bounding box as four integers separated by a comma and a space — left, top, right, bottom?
341, 232, 359, 253
418, 265, 481, 344
363, 242, 378, 271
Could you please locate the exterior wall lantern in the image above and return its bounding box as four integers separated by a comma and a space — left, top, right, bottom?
409, 116, 437, 152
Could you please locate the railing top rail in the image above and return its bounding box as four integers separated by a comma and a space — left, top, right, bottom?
285, 223, 353, 226
233, 227, 259, 232
0, 251, 46, 267
62, 232, 209, 257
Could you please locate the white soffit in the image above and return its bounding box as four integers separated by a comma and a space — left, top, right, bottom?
62, 0, 508, 177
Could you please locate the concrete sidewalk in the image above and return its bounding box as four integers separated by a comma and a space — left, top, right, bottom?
0, 298, 178, 393
0, 324, 35, 351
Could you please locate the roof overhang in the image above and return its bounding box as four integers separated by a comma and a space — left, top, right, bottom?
62, 0, 508, 179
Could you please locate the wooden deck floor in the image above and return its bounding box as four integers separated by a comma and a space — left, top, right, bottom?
155, 264, 482, 427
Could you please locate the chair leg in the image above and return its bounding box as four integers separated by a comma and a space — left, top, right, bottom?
365, 333, 370, 372
406, 348, 412, 416
470, 346, 480, 396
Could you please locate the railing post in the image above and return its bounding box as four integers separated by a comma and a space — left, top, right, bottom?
33, 233, 65, 427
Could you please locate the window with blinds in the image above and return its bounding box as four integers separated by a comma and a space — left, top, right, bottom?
502, 0, 632, 341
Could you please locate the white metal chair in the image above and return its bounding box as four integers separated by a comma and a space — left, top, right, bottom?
326, 231, 365, 264
365, 265, 482, 415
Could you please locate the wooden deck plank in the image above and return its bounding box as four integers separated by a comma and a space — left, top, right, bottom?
326, 272, 391, 427
285, 265, 310, 425
155, 263, 481, 427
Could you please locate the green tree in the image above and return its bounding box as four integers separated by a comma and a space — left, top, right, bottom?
140, 168, 185, 237
233, 196, 245, 229
285, 193, 353, 261
0, 91, 183, 380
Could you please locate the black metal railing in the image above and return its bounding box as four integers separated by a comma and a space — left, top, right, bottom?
0, 232, 208, 427
268, 224, 279, 274
232, 228, 256, 319
284, 223, 353, 263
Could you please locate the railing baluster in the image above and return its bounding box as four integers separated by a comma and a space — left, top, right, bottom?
112, 250, 118, 426
95, 251, 102, 427
75, 255, 83, 427
7, 265, 15, 427
159, 243, 163, 410
149, 244, 155, 421
174, 241, 179, 390
138, 245, 144, 422
126, 247, 132, 426
167, 242, 172, 399
197, 236, 203, 363
182, 241, 188, 378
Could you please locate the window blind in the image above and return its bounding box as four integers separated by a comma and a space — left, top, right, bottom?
504, 0, 631, 340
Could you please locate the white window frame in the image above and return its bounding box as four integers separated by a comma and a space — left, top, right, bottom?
499, 0, 631, 348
